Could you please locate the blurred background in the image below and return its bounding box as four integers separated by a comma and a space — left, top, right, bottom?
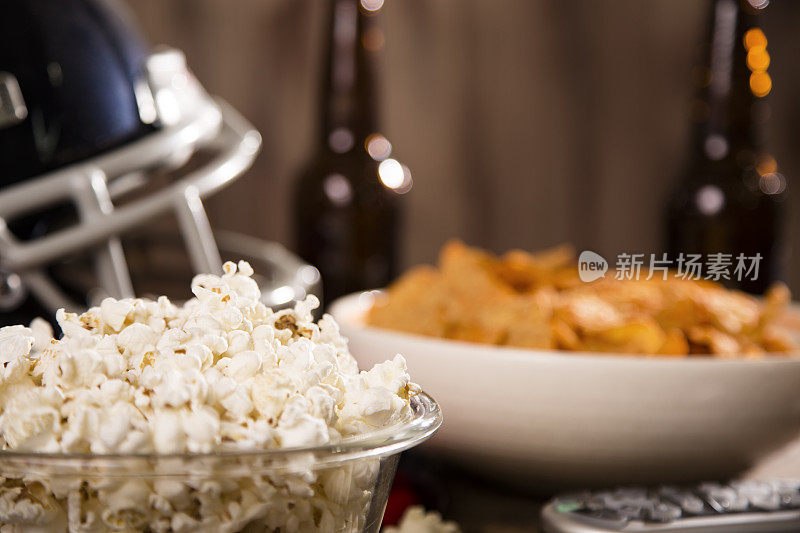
128, 0, 800, 290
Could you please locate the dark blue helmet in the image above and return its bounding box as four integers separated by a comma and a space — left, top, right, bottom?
0, 0, 155, 184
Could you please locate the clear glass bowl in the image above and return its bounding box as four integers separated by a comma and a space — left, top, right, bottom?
0, 392, 441, 532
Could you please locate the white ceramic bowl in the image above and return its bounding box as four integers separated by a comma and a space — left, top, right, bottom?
330, 291, 800, 490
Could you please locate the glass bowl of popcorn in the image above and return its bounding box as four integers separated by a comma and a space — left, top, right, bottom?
0, 261, 441, 532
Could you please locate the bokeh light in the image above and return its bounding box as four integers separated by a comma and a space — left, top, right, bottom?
360, 0, 384, 12
743, 28, 767, 50
365, 133, 392, 160
746, 46, 770, 71
749, 71, 772, 97
759, 173, 786, 195
378, 159, 413, 194
378, 159, 404, 188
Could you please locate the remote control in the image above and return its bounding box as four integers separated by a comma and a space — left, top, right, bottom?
541, 481, 800, 532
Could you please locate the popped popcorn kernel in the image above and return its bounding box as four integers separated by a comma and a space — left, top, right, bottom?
384, 506, 462, 533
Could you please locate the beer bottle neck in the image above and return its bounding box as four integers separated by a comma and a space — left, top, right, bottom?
319, 0, 379, 153
692, 0, 770, 164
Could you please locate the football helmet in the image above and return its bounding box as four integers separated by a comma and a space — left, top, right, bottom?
0, 0, 319, 326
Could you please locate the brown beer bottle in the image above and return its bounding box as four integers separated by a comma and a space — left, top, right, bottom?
293, 0, 409, 307
665, 0, 786, 294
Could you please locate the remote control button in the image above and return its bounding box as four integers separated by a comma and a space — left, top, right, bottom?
750, 493, 782, 511
552, 492, 591, 514
782, 495, 800, 509
731, 481, 778, 511
658, 487, 706, 516
573, 508, 629, 528
616, 504, 647, 521
586, 489, 664, 523
699, 484, 749, 513
585, 496, 607, 512
553, 500, 583, 514
646, 502, 682, 522
679, 497, 706, 515
598, 489, 652, 510
779, 491, 800, 509
733, 481, 772, 500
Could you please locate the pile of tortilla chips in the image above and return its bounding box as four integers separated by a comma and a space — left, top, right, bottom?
366, 241, 798, 356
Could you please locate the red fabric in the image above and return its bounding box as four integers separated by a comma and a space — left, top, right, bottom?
382, 472, 420, 525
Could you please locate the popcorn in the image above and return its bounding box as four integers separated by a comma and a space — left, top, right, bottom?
384, 506, 462, 533
0, 326, 35, 365
0, 260, 421, 531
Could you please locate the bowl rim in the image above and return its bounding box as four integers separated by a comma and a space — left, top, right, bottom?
330, 290, 800, 366
0, 391, 442, 477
